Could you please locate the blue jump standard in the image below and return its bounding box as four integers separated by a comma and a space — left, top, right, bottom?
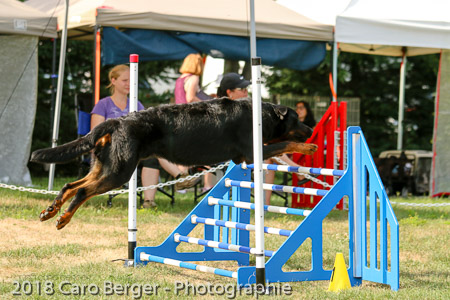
134, 127, 399, 291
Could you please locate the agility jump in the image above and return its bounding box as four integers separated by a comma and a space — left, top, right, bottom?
135, 126, 400, 291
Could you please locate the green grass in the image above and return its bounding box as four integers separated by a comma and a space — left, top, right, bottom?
1, 244, 87, 260
0, 177, 449, 299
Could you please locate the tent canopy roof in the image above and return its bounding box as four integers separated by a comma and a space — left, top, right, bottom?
335, 0, 450, 56
27, 0, 333, 41
96, 0, 332, 41
277, 0, 351, 26
1, 0, 57, 38
26, 0, 102, 39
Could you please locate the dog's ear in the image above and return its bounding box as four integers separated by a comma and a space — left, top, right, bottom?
273, 105, 288, 120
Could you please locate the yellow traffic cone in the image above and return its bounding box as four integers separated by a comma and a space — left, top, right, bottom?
328, 253, 351, 292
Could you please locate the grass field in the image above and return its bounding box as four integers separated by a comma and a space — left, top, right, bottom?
0, 177, 449, 299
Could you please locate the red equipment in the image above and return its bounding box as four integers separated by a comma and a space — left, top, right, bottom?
292, 101, 347, 210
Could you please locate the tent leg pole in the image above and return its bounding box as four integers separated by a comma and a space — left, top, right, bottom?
397, 49, 407, 150
48, 0, 69, 191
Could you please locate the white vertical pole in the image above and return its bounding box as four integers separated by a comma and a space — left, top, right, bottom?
47, 0, 69, 191
249, 0, 265, 290
397, 50, 407, 150
127, 54, 139, 266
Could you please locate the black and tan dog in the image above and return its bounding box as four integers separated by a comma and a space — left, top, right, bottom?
31, 98, 317, 229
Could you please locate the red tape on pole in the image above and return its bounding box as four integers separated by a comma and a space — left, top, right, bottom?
329, 73, 337, 102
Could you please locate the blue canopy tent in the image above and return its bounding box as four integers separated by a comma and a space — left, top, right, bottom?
102, 27, 327, 71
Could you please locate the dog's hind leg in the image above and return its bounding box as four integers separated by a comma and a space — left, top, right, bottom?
54, 172, 131, 229
55, 182, 113, 230
261, 141, 318, 161
54, 160, 139, 229
40, 178, 89, 222
39, 159, 105, 222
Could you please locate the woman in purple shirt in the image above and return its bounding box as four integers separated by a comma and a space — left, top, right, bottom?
91, 65, 199, 208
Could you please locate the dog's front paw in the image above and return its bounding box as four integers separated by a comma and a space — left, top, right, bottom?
40, 206, 59, 222
302, 143, 318, 155
56, 212, 72, 230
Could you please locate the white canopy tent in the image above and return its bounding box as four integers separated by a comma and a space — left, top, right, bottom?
27, 0, 333, 41
0, 0, 57, 186
335, 0, 450, 196
335, 0, 450, 56
279, 0, 450, 96
0, 0, 57, 38
277, 0, 350, 26
26, 0, 102, 39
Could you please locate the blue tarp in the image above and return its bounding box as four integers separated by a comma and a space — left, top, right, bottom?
102, 27, 326, 71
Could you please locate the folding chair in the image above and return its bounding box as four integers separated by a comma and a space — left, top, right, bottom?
75, 93, 94, 179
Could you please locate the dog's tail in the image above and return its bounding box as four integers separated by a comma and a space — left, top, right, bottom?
30, 119, 119, 164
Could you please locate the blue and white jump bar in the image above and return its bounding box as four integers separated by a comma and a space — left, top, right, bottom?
140, 253, 237, 279
191, 215, 293, 237
208, 197, 311, 217
245, 163, 345, 177
174, 234, 274, 257
225, 179, 328, 197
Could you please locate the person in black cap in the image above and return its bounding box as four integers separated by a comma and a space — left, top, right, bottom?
217, 73, 251, 100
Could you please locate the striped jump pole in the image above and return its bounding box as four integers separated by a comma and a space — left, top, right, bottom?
249, 2, 265, 287
127, 54, 139, 266
208, 197, 311, 217
225, 179, 329, 197
140, 253, 237, 279
245, 163, 345, 177
174, 234, 275, 257
191, 215, 293, 237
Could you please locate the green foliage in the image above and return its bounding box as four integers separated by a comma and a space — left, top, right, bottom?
264, 51, 332, 97
263, 52, 439, 156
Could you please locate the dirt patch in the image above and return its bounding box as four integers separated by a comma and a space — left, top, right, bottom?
0, 218, 128, 281
0, 213, 188, 282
